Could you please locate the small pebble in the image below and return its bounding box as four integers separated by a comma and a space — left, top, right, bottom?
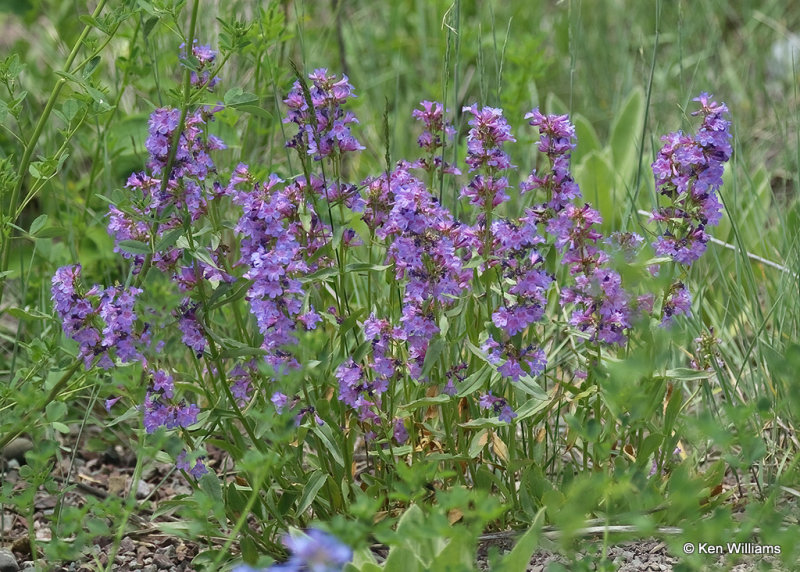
0, 549, 18, 572
1, 438, 33, 462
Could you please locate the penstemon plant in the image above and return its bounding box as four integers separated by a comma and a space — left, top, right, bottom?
12, 34, 740, 569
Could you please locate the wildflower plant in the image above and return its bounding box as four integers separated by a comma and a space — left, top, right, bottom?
34, 54, 740, 565
5, 6, 777, 566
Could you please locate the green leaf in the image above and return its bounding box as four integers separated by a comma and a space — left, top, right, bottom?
234, 104, 273, 122
296, 471, 328, 516
399, 394, 451, 410
312, 424, 344, 468
82, 56, 101, 79
224, 87, 259, 106
351, 340, 372, 364
459, 416, 508, 429
34, 227, 64, 239
106, 406, 140, 427
383, 545, 423, 572
663, 387, 683, 435
457, 364, 494, 397
345, 262, 391, 272
143, 16, 159, 39
429, 531, 476, 570
421, 337, 446, 377
659, 368, 714, 381
468, 429, 489, 458
6, 306, 51, 320
298, 266, 339, 283
514, 396, 551, 421
572, 113, 601, 164
117, 239, 151, 255
155, 228, 184, 251
28, 214, 48, 236
575, 150, 618, 229
198, 472, 226, 524
45, 401, 67, 422
240, 536, 259, 565
495, 509, 545, 572
515, 375, 548, 399
51, 422, 70, 434
609, 87, 644, 174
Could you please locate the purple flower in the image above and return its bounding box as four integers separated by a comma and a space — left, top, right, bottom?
662, 282, 692, 326
229, 171, 332, 374
269, 529, 352, 572
478, 392, 517, 423
484, 337, 547, 382
109, 104, 227, 276
411, 100, 461, 176
152, 369, 174, 399
544, 200, 633, 347
177, 301, 206, 356
180, 40, 220, 90
271, 392, 288, 412
460, 104, 516, 210
51, 265, 146, 369
335, 359, 384, 422
229, 362, 257, 404
284, 69, 364, 160
522, 109, 581, 213
650, 94, 731, 266
175, 402, 200, 427
393, 418, 409, 445
176, 450, 209, 479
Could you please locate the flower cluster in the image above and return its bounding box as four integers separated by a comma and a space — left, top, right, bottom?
690, 328, 724, 371
373, 164, 476, 379
229, 360, 258, 405
180, 40, 220, 90
490, 216, 552, 337
177, 300, 207, 357
651, 93, 732, 266
51, 265, 146, 369
483, 337, 546, 383
141, 368, 200, 434
334, 358, 387, 424
233, 529, 352, 572
411, 100, 460, 176
460, 105, 516, 211
478, 391, 517, 423
521, 109, 581, 215
393, 418, 409, 445
549, 203, 632, 345
176, 450, 208, 479
228, 167, 329, 374
108, 104, 229, 282
661, 282, 692, 326
284, 68, 364, 160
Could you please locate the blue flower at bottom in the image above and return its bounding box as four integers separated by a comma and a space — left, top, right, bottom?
232, 529, 352, 572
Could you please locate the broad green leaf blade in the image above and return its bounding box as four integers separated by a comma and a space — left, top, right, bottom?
610, 87, 644, 175
296, 471, 328, 516
495, 509, 545, 572
572, 113, 601, 164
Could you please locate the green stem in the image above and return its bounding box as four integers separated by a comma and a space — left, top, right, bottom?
135, 0, 202, 287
